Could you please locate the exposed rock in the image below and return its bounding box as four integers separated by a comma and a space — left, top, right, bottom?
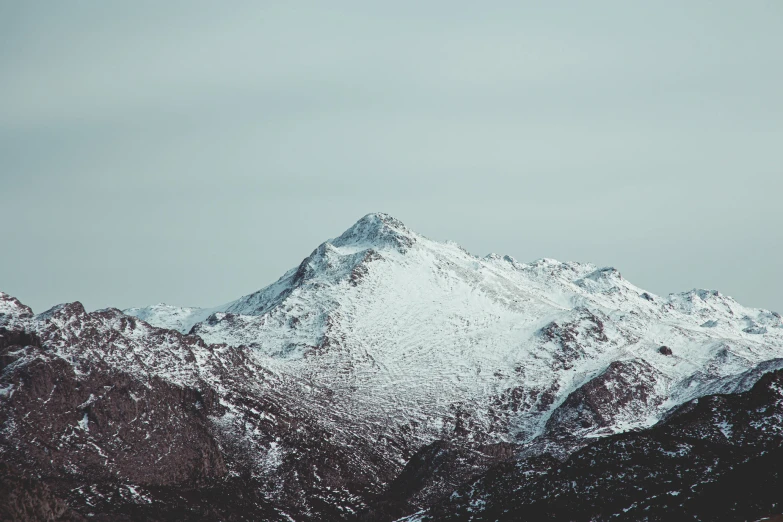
427, 368, 783, 521
542, 359, 667, 451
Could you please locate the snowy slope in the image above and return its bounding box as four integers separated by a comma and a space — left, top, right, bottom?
123, 303, 214, 334
126, 213, 783, 447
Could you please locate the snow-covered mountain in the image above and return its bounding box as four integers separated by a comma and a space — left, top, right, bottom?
127, 212, 783, 446
3, 212, 783, 520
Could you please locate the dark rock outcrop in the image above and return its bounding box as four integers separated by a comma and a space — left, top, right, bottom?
543, 359, 666, 444
426, 368, 783, 521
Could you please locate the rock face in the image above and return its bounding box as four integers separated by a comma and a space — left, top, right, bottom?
2, 214, 783, 520
424, 368, 783, 521
540, 359, 668, 454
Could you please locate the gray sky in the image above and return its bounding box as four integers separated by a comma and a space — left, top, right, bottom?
1, 1, 781, 314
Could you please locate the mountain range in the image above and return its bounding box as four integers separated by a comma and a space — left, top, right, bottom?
2, 213, 782, 521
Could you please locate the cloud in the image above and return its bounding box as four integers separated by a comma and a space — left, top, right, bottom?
1, 1, 781, 312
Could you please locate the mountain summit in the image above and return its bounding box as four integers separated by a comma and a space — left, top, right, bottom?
331, 212, 417, 252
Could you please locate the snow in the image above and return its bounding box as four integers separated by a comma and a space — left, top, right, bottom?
122, 303, 214, 335
124, 485, 152, 504
78, 413, 89, 432
0, 383, 14, 398
717, 419, 733, 439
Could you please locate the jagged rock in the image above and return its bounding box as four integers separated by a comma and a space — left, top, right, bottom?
426, 368, 783, 521
543, 359, 667, 446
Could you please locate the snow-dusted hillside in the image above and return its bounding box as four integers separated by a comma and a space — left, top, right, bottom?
126, 213, 783, 447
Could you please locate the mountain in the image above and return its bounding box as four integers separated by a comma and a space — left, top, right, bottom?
126, 213, 783, 449
2, 213, 783, 521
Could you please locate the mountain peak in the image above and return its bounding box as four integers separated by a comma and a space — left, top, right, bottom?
0, 292, 34, 321
331, 213, 416, 252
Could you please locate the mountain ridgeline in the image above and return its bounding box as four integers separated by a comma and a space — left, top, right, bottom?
2, 213, 783, 521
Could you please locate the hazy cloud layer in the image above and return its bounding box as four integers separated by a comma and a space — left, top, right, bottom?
1, 1, 781, 312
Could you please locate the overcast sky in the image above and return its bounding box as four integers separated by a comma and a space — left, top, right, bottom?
1, 1, 781, 314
